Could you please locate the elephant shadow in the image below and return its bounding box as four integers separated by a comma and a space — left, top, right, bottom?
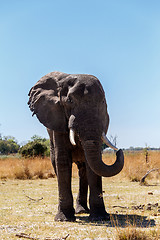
76, 213, 156, 228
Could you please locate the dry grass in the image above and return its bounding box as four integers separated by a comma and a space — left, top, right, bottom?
0, 151, 160, 182
117, 227, 159, 240
103, 151, 160, 183
0, 157, 55, 180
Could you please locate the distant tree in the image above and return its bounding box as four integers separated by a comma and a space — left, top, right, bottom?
31, 135, 47, 142
0, 140, 10, 154
144, 143, 150, 163
30, 135, 50, 155
110, 135, 118, 148
102, 134, 118, 152
19, 141, 47, 157
0, 136, 20, 155
19, 135, 50, 157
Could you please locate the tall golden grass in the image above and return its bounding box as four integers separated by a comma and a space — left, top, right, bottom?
0, 151, 159, 180
116, 227, 159, 240
0, 157, 55, 180
123, 151, 160, 182
103, 150, 160, 182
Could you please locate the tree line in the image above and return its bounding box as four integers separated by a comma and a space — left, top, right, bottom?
1, 133, 158, 158
0, 134, 109, 158
0, 134, 50, 157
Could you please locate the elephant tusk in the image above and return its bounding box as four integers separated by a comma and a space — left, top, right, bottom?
69, 128, 76, 146
102, 132, 118, 151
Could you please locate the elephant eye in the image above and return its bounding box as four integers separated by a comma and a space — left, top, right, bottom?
67, 96, 73, 103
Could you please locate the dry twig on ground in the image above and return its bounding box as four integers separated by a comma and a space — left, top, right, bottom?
23, 190, 43, 202
15, 232, 69, 240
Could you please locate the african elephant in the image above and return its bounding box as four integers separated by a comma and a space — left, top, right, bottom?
28, 71, 124, 222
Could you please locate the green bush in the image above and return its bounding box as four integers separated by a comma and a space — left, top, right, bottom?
0, 137, 20, 155
19, 135, 50, 157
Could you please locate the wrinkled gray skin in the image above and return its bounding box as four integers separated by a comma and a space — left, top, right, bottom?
28, 71, 124, 222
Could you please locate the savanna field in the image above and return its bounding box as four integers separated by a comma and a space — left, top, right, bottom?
0, 151, 160, 239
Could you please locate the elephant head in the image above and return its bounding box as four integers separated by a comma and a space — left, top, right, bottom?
28, 71, 124, 177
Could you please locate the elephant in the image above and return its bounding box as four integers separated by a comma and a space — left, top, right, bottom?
28, 71, 124, 222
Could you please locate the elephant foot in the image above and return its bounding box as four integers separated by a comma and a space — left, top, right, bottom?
88, 210, 110, 222
75, 204, 90, 214
54, 208, 76, 222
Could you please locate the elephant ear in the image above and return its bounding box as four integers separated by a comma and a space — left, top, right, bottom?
28, 72, 68, 132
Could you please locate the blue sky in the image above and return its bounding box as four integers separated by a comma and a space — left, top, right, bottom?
0, 0, 160, 148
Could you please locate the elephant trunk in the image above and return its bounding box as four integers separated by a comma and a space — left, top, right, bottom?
82, 140, 124, 177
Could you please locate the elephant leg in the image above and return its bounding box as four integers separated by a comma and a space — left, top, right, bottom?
47, 129, 57, 175
53, 132, 75, 222
86, 163, 110, 221
75, 162, 89, 214
50, 138, 57, 175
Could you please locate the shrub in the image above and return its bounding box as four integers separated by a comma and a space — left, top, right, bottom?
0, 136, 20, 154
19, 141, 48, 157
19, 135, 50, 157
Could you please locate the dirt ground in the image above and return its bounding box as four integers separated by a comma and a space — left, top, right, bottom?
0, 177, 160, 239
